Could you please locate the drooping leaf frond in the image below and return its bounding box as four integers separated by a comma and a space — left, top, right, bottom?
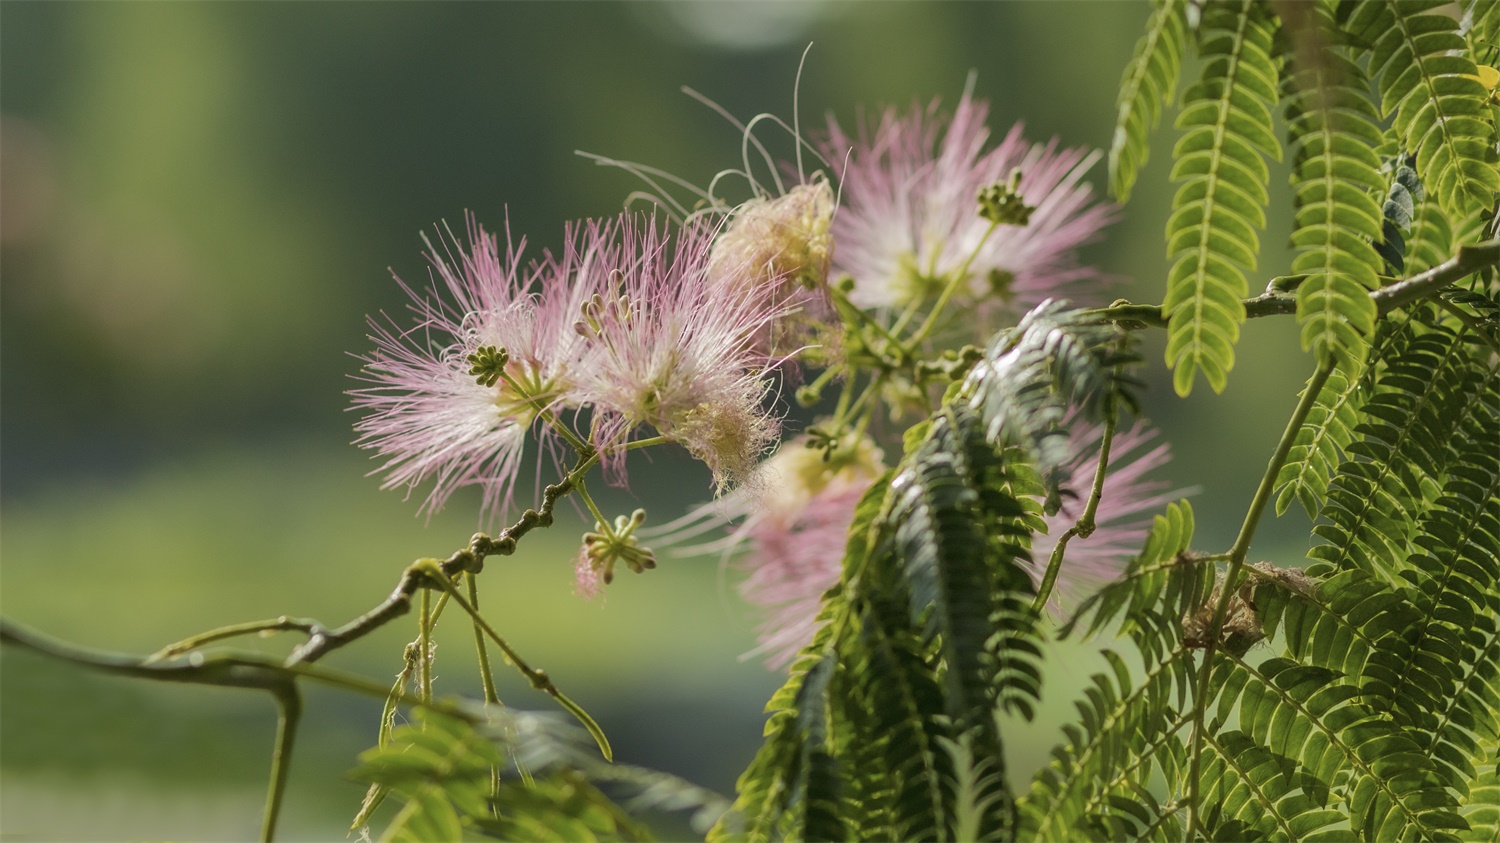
962, 299, 1139, 484
1164, 0, 1282, 395
1109, 0, 1189, 202
1342, 0, 1500, 216
1284, 6, 1386, 373
1310, 320, 1496, 583
1275, 364, 1368, 518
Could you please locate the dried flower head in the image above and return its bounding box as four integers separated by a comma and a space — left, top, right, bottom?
822, 85, 1116, 319
352, 215, 595, 521
707, 176, 836, 296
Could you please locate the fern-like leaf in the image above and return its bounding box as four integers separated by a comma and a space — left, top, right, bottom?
1284, 9, 1386, 372
1164, 0, 1281, 395
1275, 365, 1368, 517
1344, 0, 1500, 215
1110, 0, 1189, 202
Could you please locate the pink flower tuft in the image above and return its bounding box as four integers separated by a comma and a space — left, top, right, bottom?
702, 422, 1175, 670
351, 214, 596, 523
821, 87, 1117, 319
574, 549, 603, 601
576, 216, 790, 492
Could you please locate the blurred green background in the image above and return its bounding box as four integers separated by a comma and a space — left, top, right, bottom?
1, 2, 1318, 840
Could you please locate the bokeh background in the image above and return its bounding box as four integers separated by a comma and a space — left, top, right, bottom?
2, 2, 1316, 840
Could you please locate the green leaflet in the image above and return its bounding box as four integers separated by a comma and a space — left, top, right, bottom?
1109, 0, 1188, 202
1218, 653, 1465, 841
1458, 743, 1500, 843
1164, 0, 1281, 396
1275, 366, 1367, 518
1343, 0, 1500, 216
1066, 499, 1205, 641
351, 707, 730, 843
1311, 319, 1496, 583
1018, 648, 1195, 842
1284, 9, 1386, 373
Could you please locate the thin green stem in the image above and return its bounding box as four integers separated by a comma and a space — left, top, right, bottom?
260, 685, 302, 843
497, 369, 594, 457
623, 435, 669, 452
146, 616, 319, 664
1184, 356, 1335, 840
889, 291, 927, 336
575, 478, 610, 530
905, 220, 1001, 349
465, 573, 506, 814
828, 283, 907, 357
1030, 413, 1116, 613
416, 561, 612, 763
466, 575, 501, 708
1436, 297, 1500, 353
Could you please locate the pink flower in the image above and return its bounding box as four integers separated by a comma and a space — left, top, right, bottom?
821, 87, 1116, 319
575, 216, 789, 492
351, 215, 597, 522
688, 422, 1174, 670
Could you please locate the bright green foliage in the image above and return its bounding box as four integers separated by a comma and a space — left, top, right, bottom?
713, 308, 1137, 843
1342, 0, 1500, 216
1274, 365, 1367, 517
1163, 0, 1281, 396
1284, 7, 1386, 373
1310, 317, 1496, 583
1459, 744, 1500, 842
1108, 0, 1187, 202
710, 5, 1500, 843
1066, 500, 1204, 640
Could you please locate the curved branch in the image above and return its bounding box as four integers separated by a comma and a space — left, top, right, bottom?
1091, 238, 1500, 329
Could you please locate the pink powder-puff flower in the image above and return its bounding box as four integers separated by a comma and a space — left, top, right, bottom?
576, 216, 789, 493
683, 421, 1175, 670
1029, 419, 1180, 608
821, 84, 1117, 320
707, 175, 837, 297
351, 214, 598, 522
652, 435, 887, 668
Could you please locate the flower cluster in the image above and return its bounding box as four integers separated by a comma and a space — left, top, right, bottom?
353, 213, 789, 522
355, 78, 1172, 623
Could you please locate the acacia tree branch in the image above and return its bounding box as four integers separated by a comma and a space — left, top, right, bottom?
283, 472, 577, 666
1089, 238, 1500, 329
1184, 356, 1336, 839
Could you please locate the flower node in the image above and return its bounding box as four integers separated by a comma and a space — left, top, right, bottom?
580, 509, 657, 588
977, 170, 1036, 227
466, 345, 510, 388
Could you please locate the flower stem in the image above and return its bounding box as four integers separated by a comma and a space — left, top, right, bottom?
418, 588, 433, 702
146, 616, 319, 664
415, 561, 613, 762
260, 684, 302, 843
576, 478, 610, 530
1030, 412, 1116, 614
497, 368, 595, 458
904, 220, 1001, 350
467, 574, 501, 707
1184, 356, 1335, 841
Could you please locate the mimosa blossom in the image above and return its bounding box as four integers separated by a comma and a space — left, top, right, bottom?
351, 216, 596, 521
821, 88, 1116, 319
